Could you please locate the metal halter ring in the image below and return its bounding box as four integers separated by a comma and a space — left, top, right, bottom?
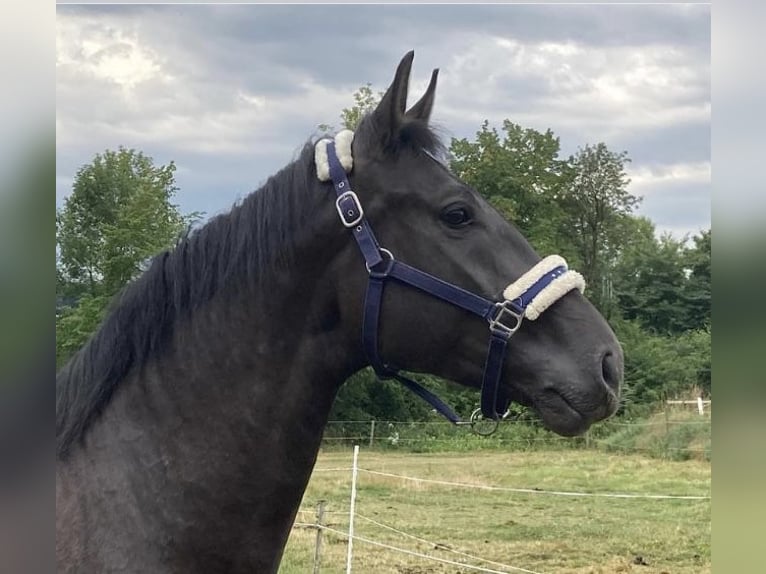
469, 408, 506, 436
366, 248, 395, 277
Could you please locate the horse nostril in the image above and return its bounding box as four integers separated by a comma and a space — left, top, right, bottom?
601, 350, 622, 392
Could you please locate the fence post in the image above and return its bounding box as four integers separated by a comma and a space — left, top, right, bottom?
663, 396, 671, 457
697, 396, 704, 416
369, 420, 375, 448
584, 429, 591, 449
312, 500, 326, 574
346, 445, 360, 574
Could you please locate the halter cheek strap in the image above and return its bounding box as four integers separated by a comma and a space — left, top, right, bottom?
317, 133, 585, 424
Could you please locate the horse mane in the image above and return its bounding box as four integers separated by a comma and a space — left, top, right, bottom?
56, 141, 325, 459
56, 118, 445, 460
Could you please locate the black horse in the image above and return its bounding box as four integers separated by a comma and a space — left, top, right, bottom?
56, 52, 622, 573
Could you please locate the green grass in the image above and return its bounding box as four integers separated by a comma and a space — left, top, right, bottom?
321, 407, 712, 463
593, 410, 711, 462
280, 449, 710, 574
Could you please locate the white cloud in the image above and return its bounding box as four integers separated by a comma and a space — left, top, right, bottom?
434, 34, 709, 142
57, 14, 169, 90
55, 5, 710, 240
56, 13, 355, 156
627, 162, 711, 198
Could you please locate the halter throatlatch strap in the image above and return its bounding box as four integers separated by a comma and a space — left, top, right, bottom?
317, 132, 586, 424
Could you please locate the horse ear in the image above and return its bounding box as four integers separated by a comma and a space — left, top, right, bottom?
371, 51, 415, 141
405, 68, 439, 122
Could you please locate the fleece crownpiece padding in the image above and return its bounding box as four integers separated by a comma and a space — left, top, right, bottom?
315, 129, 354, 181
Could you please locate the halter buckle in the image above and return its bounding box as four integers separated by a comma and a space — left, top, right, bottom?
335, 190, 364, 228
489, 301, 524, 337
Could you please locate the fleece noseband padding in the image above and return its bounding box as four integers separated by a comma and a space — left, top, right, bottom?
503, 255, 586, 320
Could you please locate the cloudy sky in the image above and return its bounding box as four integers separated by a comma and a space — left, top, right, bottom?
56, 3, 710, 240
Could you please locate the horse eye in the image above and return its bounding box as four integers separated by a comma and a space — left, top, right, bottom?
441, 206, 472, 228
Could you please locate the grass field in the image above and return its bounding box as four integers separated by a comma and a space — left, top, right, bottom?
280, 449, 711, 574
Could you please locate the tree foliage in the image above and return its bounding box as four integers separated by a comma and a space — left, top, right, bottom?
450, 120, 573, 258
319, 83, 383, 133
56, 147, 199, 367
558, 143, 640, 314
614, 221, 711, 335
57, 147, 194, 297
614, 318, 711, 408
683, 229, 711, 330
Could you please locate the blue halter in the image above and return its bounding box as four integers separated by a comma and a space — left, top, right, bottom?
325, 141, 566, 425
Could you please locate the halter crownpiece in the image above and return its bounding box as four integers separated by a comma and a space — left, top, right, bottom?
316, 133, 587, 432
315, 129, 355, 181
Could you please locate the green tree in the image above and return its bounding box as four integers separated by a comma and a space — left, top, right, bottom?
614, 318, 711, 408
613, 220, 687, 333
57, 147, 193, 297
55, 294, 110, 367
682, 229, 711, 331
449, 120, 573, 258
330, 370, 437, 422
613, 223, 711, 335
558, 143, 640, 314
56, 147, 198, 367
319, 83, 383, 133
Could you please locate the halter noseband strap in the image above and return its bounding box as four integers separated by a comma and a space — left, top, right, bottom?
317, 133, 585, 423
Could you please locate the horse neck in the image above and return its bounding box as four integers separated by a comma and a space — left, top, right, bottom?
62, 207, 365, 572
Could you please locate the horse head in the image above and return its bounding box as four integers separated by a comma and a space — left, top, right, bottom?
327, 51, 622, 436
